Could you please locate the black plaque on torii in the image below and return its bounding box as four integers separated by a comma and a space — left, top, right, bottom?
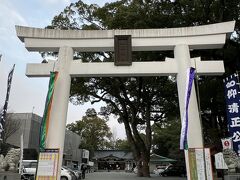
114, 35, 132, 66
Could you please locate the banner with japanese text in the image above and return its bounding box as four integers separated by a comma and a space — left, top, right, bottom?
223, 73, 240, 156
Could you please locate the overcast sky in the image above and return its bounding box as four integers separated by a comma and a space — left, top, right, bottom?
0, 0, 126, 139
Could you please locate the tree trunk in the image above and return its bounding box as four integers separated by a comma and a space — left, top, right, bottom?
142, 155, 150, 177
136, 152, 150, 177
137, 158, 143, 177
112, 89, 152, 177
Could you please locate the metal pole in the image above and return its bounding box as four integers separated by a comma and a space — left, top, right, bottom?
194, 59, 208, 180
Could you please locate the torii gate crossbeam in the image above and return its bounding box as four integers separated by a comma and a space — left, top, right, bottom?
26, 57, 224, 77
16, 21, 235, 180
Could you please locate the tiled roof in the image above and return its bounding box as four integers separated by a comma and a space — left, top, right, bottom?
150, 154, 176, 162
93, 150, 176, 162
93, 150, 133, 160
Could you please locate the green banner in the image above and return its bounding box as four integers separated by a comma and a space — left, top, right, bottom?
39, 72, 58, 151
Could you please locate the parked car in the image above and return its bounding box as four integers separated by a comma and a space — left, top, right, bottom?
21, 160, 75, 180
159, 165, 186, 177
71, 167, 82, 180
63, 166, 81, 180
153, 166, 167, 175
61, 167, 76, 180
21, 160, 38, 180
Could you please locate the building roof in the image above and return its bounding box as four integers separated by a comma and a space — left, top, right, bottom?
150, 154, 176, 162
93, 150, 133, 160
93, 150, 176, 163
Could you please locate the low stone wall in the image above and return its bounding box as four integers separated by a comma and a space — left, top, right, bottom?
0, 172, 21, 180
224, 174, 240, 180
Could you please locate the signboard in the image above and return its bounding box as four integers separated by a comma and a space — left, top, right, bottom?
204, 148, 213, 180
187, 148, 213, 180
82, 149, 89, 159
36, 149, 59, 180
223, 73, 240, 156
188, 149, 198, 179
114, 35, 132, 66
88, 161, 94, 166
214, 152, 228, 170
221, 137, 233, 150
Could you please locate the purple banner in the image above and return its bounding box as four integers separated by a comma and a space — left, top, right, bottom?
223, 73, 240, 156
180, 67, 195, 150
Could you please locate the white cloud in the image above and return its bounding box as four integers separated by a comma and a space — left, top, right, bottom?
0, 1, 28, 28
0, 0, 30, 64
0, 1, 45, 116
41, 0, 71, 6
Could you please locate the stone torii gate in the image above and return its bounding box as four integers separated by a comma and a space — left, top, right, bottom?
16, 21, 235, 179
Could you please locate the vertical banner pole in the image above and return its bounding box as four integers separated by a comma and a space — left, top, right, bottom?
19, 134, 24, 174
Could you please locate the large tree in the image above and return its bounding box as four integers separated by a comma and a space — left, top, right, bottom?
66, 108, 113, 158
4, 114, 21, 143
48, 0, 240, 176
0, 111, 21, 143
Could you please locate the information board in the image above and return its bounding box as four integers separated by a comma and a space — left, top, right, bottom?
36, 149, 59, 180
187, 148, 213, 180
214, 152, 228, 170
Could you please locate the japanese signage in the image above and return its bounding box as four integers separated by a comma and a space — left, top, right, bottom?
36, 149, 59, 180
114, 35, 132, 66
214, 152, 228, 170
221, 137, 233, 150
224, 73, 240, 156
82, 149, 89, 159
186, 148, 213, 180
188, 149, 198, 179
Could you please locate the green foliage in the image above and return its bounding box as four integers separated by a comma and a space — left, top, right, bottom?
152, 118, 184, 161
115, 138, 131, 151
66, 108, 113, 157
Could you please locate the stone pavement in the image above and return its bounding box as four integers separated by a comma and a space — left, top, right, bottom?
84, 171, 187, 180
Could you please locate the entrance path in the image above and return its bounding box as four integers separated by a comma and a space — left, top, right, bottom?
85, 172, 187, 180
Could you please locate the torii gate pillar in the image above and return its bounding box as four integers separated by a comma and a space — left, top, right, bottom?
175, 44, 203, 178
46, 47, 73, 170
175, 44, 203, 148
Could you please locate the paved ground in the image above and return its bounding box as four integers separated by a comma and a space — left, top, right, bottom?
84, 172, 187, 180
